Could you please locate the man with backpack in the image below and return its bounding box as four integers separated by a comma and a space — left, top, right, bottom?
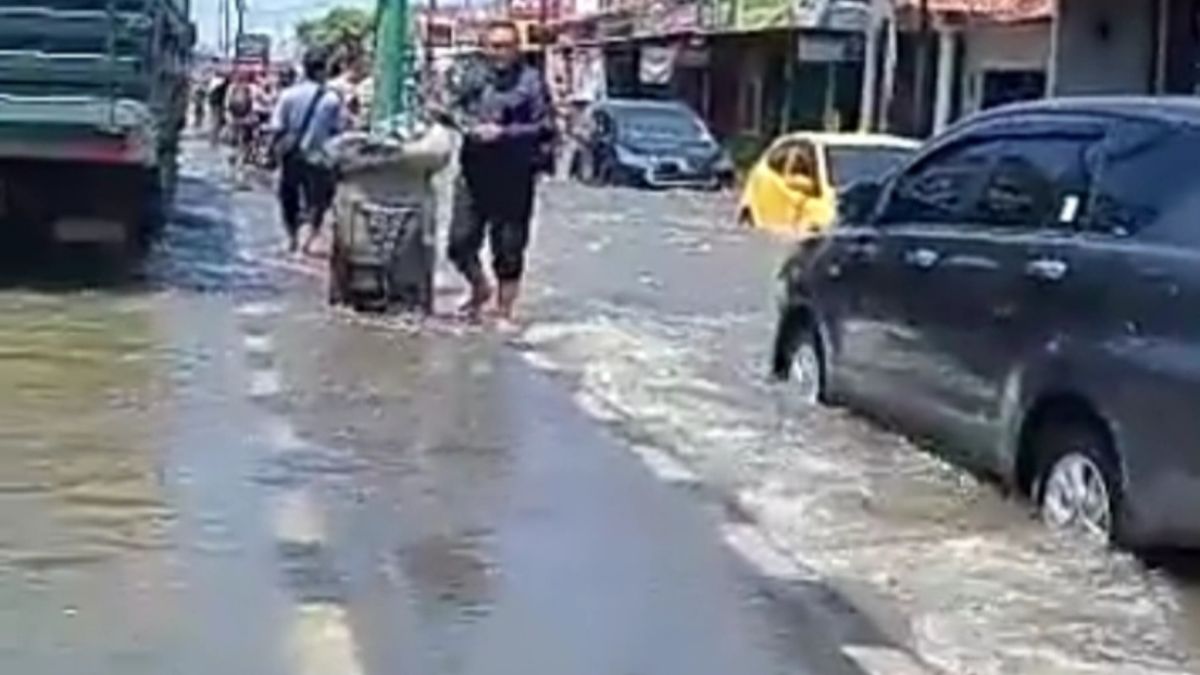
269, 49, 345, 255
225, 71, 260, 187
207, 72, 229, 146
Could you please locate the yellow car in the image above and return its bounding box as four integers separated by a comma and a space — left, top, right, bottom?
738, 132, 919, 236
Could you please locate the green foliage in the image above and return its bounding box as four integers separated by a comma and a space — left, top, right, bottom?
295, 6, 374, 60
727, 132, 770, 173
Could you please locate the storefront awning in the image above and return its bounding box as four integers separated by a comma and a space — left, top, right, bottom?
899, 0, 1052, 22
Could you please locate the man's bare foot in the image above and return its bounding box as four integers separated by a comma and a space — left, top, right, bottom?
495, 281, 520, 323
495, 316, 522, 335
457, 281, 492, 322
301, 235, 317, 256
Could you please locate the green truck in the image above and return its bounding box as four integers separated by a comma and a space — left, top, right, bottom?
0, 0, 193, 250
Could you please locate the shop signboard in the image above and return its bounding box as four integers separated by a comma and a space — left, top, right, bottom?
703, 0, 738, 31
792, 0, 828, 26
796, 31, 864, 61
823, 0, 871, 32
736, 0, 791, 30
597, 9, 636, 39
719, 0, 872, 32
635, 0, 702, 36
234, 33, 270, 65
639, 44, 677, 84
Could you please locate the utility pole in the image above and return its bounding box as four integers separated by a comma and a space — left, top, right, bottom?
859, 0, 898, 133
424, 0, 436, 81
539, 0, 549, 64
911, 0, 930, 135
858, 0, 880, 132
235, 0, 246, 47
222, 0, 233, 59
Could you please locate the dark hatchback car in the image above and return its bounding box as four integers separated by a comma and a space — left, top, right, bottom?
568, 99, 735, 189
771, 97, 1200, 550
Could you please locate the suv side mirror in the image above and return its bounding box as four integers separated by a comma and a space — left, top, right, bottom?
839, 180, 882, 224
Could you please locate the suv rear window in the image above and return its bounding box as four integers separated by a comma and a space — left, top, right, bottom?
1091, 124, 1200, 242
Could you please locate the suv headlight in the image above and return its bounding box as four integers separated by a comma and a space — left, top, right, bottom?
615, 145, 652, 167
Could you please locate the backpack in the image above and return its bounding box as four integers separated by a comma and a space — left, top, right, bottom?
534, 88, 558, 175
208, 79, 227, 107
228, 84, 252, 117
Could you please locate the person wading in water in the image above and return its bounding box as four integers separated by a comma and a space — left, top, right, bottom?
447, 20, 552, 326
269, 49, 345, 255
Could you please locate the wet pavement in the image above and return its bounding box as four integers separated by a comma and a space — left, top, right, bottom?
0, 141, 897, 674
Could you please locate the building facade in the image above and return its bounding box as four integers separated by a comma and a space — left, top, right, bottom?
1052, 0, 1200, 97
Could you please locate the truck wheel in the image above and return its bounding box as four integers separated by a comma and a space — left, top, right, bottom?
130, 170, 167, 256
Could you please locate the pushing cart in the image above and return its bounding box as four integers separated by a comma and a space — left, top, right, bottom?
326, 128, 452, 312
324, 0, 453, 313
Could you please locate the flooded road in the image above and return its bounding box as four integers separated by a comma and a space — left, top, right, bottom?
520, 180, 1200, 674
0, 143, 890, 674
10, 139, 1200, 674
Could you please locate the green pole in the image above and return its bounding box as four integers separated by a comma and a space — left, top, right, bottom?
371, 0, 412, 133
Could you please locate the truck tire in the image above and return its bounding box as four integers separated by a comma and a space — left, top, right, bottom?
132, 167, 168, 255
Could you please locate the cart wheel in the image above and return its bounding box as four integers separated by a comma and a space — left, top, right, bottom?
328, 244, 347, 306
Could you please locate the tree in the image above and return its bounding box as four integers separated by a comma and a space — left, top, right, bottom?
295, 6, 374, 64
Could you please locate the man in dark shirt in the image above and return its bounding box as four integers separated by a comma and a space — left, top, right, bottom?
447, 20, 553, 325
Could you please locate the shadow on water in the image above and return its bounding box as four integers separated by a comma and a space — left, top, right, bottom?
1142, 549, 1200, 581
0, 243, 144, 291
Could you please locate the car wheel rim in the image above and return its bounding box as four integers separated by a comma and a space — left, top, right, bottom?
791, 340, 820, 405
1041, 452, 1112, 541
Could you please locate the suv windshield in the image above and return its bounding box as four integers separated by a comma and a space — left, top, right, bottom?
613, 106, 707, 144
826, 145, 914, 188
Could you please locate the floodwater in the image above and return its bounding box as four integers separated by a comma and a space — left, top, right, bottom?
521, 180, 1200, 674
0, 142, 883, 674
8, 139, 1200, 674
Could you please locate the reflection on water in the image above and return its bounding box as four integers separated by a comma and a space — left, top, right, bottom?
0, 290, 180, 663
0, 292, 170, 564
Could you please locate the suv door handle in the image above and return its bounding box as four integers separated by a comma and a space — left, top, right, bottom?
903, 247, 940, 270
845, 233, 879, 260
1025, 258, 1069, 282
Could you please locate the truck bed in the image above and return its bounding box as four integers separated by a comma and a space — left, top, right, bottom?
0, 0, 191, 247
0, 0, 190, 166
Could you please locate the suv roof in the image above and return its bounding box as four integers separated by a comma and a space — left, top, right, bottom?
976, 96, 1200, 128
599, 98, 694, 113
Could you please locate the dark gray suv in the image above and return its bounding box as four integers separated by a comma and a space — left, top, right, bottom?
772, 97, 1200, 549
